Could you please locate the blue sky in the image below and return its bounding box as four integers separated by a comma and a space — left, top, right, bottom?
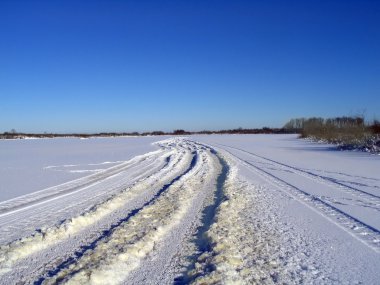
1, 0, 379, 133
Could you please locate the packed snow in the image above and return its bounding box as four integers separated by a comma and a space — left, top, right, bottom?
0, 135, 379, 284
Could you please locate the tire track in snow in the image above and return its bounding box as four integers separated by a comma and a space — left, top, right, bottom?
0, 145, 191, 279
39, 144, 207, 284
215, 143, 380, 204
34, 152, 198, 285
0, 149, 164, 216
174, 150, 229, 284
220, 147, 380, 253
0, 151, 169, 244
124, 142, 227, 285
2, 138, 298, 285
175, 143, 278, 284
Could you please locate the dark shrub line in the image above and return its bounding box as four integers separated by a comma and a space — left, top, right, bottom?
0, 127, 296, 139
284, 116, 380, 153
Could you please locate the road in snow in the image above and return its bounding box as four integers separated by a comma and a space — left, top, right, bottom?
0, 135, 379, 284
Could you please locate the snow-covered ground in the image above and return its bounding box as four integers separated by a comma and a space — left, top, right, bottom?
0, 137, 162, 201
0, 135, 379, 284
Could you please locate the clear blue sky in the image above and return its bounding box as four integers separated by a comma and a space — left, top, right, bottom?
1, 0, 379, 133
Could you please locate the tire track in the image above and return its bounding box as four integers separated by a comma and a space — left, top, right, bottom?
124, 142, 228, 285
0, 149, 165, 216
214, 143, 380, 204
0, 154, 165, 228
176, 142, 272, 284
0, 144, 191, 279
219, 147, 380, 253
174, 150, 229, 284
34, 152, 198, 285
39, 144, 208, 284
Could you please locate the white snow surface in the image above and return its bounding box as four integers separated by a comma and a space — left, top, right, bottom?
0, 134, 379, 284
0, 137, 162, 201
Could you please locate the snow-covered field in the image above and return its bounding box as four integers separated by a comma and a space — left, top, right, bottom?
0, 135, 379, 284
0, 137, 162, 201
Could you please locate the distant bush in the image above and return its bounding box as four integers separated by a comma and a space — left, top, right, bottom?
370, 120, 380, 134
151, 131, 165, 136
284, 116, 380, 153
173, 129, 190, 135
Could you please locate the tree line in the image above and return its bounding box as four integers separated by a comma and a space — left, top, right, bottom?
283, 116, 380, 152
0, 127, 295, 139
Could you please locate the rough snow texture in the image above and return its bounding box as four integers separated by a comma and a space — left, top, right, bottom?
192, 134, 380, 284
0, 135, 379, 284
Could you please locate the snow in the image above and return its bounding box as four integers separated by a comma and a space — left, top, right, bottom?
0, 137, 163, 201
191, 134, 380, 283
0, 135, 379, 284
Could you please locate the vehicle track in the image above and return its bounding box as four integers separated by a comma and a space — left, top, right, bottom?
0, 144, 191, 279
0, 149, 165, 216
216, 146, 380, 253
214, 143, 380, 203
35, 140, 220, 285
2, 137, 380, 285
0, 152, 170, 244
0, 139, 230, 285
34, 154, 199, 284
